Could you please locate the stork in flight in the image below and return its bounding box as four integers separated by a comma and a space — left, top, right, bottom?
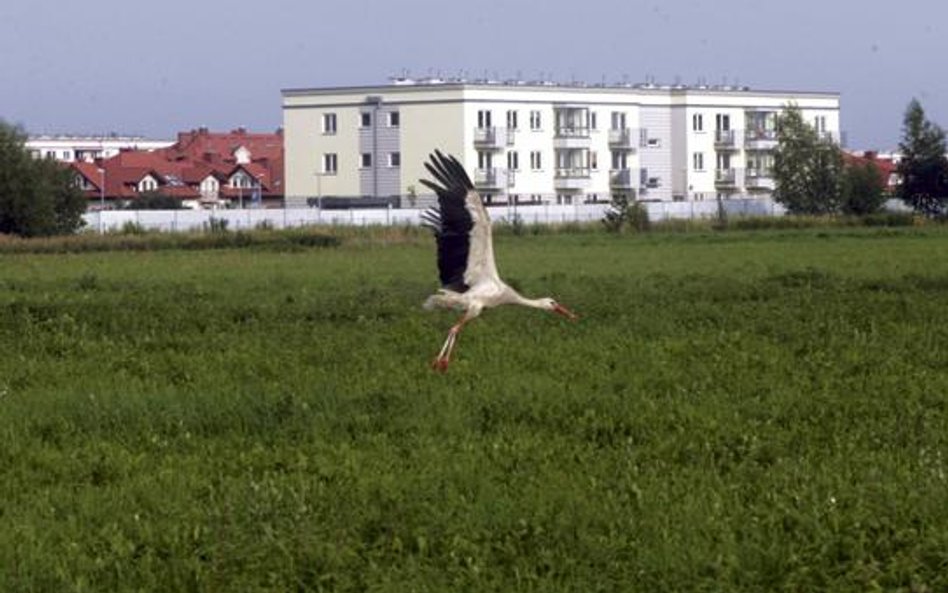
419, 150, 578, 371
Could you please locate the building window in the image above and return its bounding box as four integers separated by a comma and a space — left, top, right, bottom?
388, 111, 400, 127
530, 150, 542, 170
360, 153, 372, 168
323, 153, 338, 174
360, 112, 372, 128
323, 113, 337, 134
589, 111, 597, 131
693, 152, 704, 171
814, 115, 827, 133
590, 151, 599, 170
477, 110, 492, 129
507, 151, 519, 171
529, 110, 541, 130
389, 152, 401, 167
692, 113, 703, 132
506, 110, 518, 130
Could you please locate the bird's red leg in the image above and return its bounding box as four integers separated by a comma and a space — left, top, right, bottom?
432, 317, 468, 371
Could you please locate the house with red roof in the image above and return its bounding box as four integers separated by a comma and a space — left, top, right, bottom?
843, 150, 900, 193
69, 127, 284, 209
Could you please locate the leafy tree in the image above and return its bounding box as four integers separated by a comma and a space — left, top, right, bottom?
125, 191, 185, 210
0, 121, 86, 236
772, 105, 844, 215
896, 99, 948, 217
840, 160, 887, 216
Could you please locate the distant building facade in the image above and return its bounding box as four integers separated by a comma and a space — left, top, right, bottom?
27, 135, 174, 163
282, 79, 841, 205
68, 128, 284, 209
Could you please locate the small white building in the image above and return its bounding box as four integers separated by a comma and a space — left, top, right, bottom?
26, 135, 174, 163
282, 79, 841, 204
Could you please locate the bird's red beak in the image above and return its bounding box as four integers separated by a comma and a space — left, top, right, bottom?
552, 303, 578, 321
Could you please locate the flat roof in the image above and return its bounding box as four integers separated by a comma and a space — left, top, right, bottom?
282, 79, 840, 99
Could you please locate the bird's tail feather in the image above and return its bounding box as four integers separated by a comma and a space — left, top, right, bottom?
423, 290, 462, 311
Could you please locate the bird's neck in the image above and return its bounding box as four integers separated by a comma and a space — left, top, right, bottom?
506, 289, 546, 309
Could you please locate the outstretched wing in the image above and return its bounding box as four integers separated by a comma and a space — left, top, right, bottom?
420, 150, 498, 291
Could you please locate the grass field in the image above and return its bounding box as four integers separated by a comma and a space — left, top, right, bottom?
2, 226, 948, 591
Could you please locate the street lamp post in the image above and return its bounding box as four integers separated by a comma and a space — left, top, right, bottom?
98, 167, 106, 233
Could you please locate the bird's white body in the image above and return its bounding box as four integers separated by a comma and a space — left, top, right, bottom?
420, 151, 576, 370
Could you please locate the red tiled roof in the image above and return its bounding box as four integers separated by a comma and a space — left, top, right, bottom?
843, 151, 899, 189
68, 128, 284, 205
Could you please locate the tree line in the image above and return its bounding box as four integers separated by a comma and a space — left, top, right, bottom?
774, 99, 948, 217
3, 100, 948, 238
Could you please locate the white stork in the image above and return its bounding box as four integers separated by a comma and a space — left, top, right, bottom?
419, 150, 578, 371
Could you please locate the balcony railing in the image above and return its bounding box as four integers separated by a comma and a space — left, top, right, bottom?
473, 127, 512, 148
608, 128, 637, 151
609, 168, 635, 188
745, 168, 775, 189
555, 167, 591, 178
745, 128, 777, 142
554, 167, 591, 190
714, 129, 739, 149
554, 126, 590, 139
715, 168, 738, 187
473, 168, 514, 190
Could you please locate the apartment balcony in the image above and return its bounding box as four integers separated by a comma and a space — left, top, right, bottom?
473, 127, 512, 149
715, 168, 739, 188
554, 167, 591, 190
745, 168, 775, 190
745, 128, 778, 150
608, 128, 638, 152
553, 126, 591, 149
474, 168, 515, 191
714, 129, 740, 150
609, 168, 636, 188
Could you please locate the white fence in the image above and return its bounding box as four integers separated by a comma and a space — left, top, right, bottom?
83, 199, 788, 233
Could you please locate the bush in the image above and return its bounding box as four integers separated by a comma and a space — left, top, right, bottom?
602, 193, 649, 233
205, 217, 229, 233
124, 191, 185, 210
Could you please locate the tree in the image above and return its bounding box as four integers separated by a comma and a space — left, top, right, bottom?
896, 99, 948, 217
0, 121, 86, 236
772, 104, 844, 215
840, 160, 887, 216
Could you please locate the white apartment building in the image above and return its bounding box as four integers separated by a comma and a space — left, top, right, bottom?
26, 135, 174, 163
282, 79, 840, 205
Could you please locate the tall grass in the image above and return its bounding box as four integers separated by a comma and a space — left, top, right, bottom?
1, 228, 947, 591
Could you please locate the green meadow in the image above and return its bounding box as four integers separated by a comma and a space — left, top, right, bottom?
2, 226, 947, 591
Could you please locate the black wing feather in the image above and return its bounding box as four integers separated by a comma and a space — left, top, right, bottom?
420, 151, 475, 292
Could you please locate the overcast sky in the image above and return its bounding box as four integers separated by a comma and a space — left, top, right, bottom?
2, 0, 944, 149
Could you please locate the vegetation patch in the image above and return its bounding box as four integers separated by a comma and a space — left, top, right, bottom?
1, 228, 948, 591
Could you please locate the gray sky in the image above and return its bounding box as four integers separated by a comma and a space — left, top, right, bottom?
2, 0, 944, 149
